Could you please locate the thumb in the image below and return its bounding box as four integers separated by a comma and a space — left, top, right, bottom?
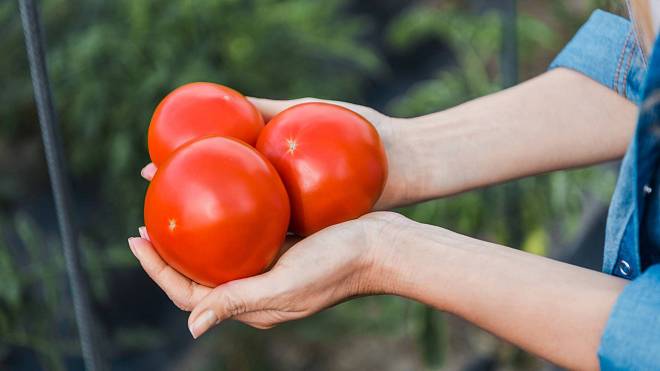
187, 273, 280, 338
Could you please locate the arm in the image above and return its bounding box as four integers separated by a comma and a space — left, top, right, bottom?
387, 68, 637, 207
390, 7, 644, 207
378, 214, 628, 371
129, 212, 627, 370
244, 68, 637, 210
141, 69, 637, 208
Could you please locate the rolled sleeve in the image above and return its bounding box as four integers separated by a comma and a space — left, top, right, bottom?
549, 10, 646, 103
598, 264, 660, 370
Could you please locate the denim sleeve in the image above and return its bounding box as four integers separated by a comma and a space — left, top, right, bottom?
549, 9, 647, 104
598, 264, 660, 370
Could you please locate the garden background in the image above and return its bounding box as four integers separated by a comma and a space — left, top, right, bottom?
0, 0, 624, 369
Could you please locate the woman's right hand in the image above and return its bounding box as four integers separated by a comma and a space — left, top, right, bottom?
129, 211, 408, 339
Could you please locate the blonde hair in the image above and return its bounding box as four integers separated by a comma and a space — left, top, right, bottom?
627, 0, 656, 55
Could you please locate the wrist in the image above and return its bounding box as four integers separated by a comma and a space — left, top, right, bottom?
365, 215, 476, 313
374, 117, 414, 210
358, 212, 421, 295
376, 113, 455, 209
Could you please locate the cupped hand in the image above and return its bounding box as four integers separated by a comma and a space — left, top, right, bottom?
141, 96, 407, 209
129, 212, 406, 338
135, 96, 411, 338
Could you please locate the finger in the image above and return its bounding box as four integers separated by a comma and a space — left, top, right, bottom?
187, 273, 281, 338
248, 97, 337, 121
141, 163, 157, 181
128, 236, 211, 310
138, 226, 150, 241
247, 97, 299, 121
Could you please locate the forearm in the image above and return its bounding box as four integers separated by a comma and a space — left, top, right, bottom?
384, 68, 637, 207
375, 219, 628, 370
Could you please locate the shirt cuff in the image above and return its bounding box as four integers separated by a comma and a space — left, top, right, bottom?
598, 264, 660, 370
549, 9, 646, 103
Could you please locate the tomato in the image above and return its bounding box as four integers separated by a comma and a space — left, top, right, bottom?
256, 102, 388, 236
144, 136, 290, 286
148, 82, 264, 166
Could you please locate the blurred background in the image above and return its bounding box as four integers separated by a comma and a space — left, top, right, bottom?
0, 0, 627, 370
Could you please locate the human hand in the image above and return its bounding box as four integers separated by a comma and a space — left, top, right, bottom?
140, 96, 409, 210
128, 211, 407, 338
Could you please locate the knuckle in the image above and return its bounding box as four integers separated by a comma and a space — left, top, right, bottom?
182, 281, 197, 310
220, 289, 247, 317
153, 263, 169, 280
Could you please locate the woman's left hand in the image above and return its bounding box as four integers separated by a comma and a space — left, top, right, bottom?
139, 96, 408, 210
128, 212, 405, 339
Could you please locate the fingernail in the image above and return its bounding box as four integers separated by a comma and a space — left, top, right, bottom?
189, 310, 218, 339
141, 163, 156, 180
138, 226, 149, 240
128, 238, 140, 259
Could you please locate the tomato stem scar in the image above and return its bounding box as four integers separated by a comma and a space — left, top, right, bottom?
286, 138, 297, 155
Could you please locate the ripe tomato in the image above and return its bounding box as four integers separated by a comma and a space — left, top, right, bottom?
256, 102, 388, 236
144, 136, 290, 286
148, 82, 264, 166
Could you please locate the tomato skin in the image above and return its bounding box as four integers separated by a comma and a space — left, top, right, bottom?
256, 102, 388, 236
144, 136, 289, 286
148, 82, 264, 166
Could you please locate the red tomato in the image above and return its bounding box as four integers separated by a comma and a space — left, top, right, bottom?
144, 136, 289, 286
256, 102, 388, 236
148, 82, 264, 166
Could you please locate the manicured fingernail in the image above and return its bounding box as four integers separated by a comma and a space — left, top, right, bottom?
128, 238, 140, 259
138, 226, 149, 240
141, 164, 156, 180
189, 310, 218, 339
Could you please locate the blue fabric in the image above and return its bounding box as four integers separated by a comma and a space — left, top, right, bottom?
549, 9, 660, 370
598, 32, 660, 369
549, 10, 647, 104
599, 266, 660, 370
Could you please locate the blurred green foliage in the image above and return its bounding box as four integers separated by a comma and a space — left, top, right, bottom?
0, 213, 78, 371
0, 0, 624, 369
388, 2, 618, 252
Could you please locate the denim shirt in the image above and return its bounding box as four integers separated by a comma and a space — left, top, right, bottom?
550, 10, 660, 370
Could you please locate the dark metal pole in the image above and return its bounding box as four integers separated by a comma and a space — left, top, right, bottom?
18, 1, 104, 370
499, 0, 523, 248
